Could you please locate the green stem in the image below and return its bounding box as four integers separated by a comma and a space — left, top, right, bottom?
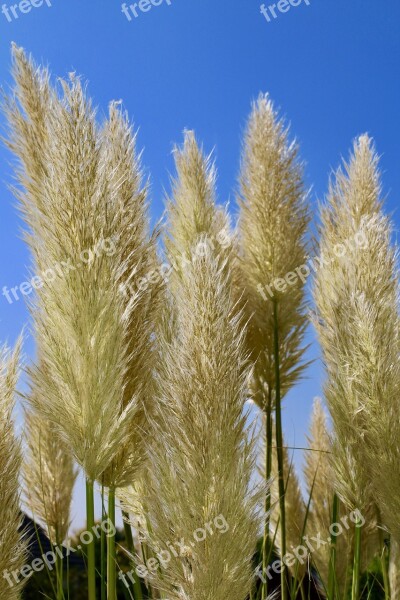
54, 528, 63, 600
101, 484, 107, 600
273, 300, 287, 600
107, 486, 117, 600
262, 389, 273, 600
86, 478, 96, 600
122, 511, 143, 600
328, 494, 339, 600
56, 546, 63, 600
343, 563, 352, 600
351, 514, 362, 600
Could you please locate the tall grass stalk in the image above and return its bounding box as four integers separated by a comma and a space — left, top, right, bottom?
86, 479, 96, 600
99, 103, 162, 494
101, 484, 107, 600
261, 390, 273, 600
5, 49, 162, 598
5, 44, 156, 481
107, 486, 117, 600
327, 493, 339, 600
303, 398, 374, 597
56, 550, 63, 600
237, 94, 310, 597
146, 132, 261, 600
273, 300, 287, 600
23, 403, 76, 600
352, 518, 362, 600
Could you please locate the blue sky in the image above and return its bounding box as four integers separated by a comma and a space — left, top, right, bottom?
0, 0, 399, 531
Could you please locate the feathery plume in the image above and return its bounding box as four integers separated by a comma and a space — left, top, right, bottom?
5, 47, 148, 483
22, 402, 77, 545
313, 135, 394, 593
237, 93, 310, 406
3, 43, 51, 230
99, 102, 162, 490
237, 93, 310, 598
5, 48, 163, 599
145, 132, 261, 600
118, 478, 148, 538
165, 130, 231, 273
0, 341, 26, 600
313, 135, 397, 516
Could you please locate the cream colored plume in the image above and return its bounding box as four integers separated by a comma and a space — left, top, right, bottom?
5, 47, 155, 483
0, 341, 26, 600
99, 102, 162, 489
165, 130, 232, 282
22, 401, 77, 545
237, 93, 310, 408
118, 479, 148, 536
313, 135, 398, 527
145, 132, 261, 600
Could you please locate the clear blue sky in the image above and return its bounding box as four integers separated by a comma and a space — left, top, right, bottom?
0, 0, 399, 532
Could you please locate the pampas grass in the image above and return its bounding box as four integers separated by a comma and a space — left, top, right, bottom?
5, 47, 160, 600
145, 132, 261, 600
6, 47, 136, 483
313, 135, 395, 599
22, 399, 77, 599
0, 340, 26, 600
237, 94, 310, 405
100, 102, 162, 491
3, 46, 400, 600
23, 409, 76, 545
237, 94, 310, 600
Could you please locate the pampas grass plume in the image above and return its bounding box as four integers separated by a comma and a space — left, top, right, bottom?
23, 401, 77, 545
0, 340, 26, 600
237, 94, 310, 406
145, 132, 261, 600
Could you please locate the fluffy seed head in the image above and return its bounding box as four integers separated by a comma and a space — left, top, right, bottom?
22, 396, 77, 544
5, 47, 157, 483
0, 340, 27, 600
145, 133, 261, 600
313, 135, 398, 519
237, 94, 310, 408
